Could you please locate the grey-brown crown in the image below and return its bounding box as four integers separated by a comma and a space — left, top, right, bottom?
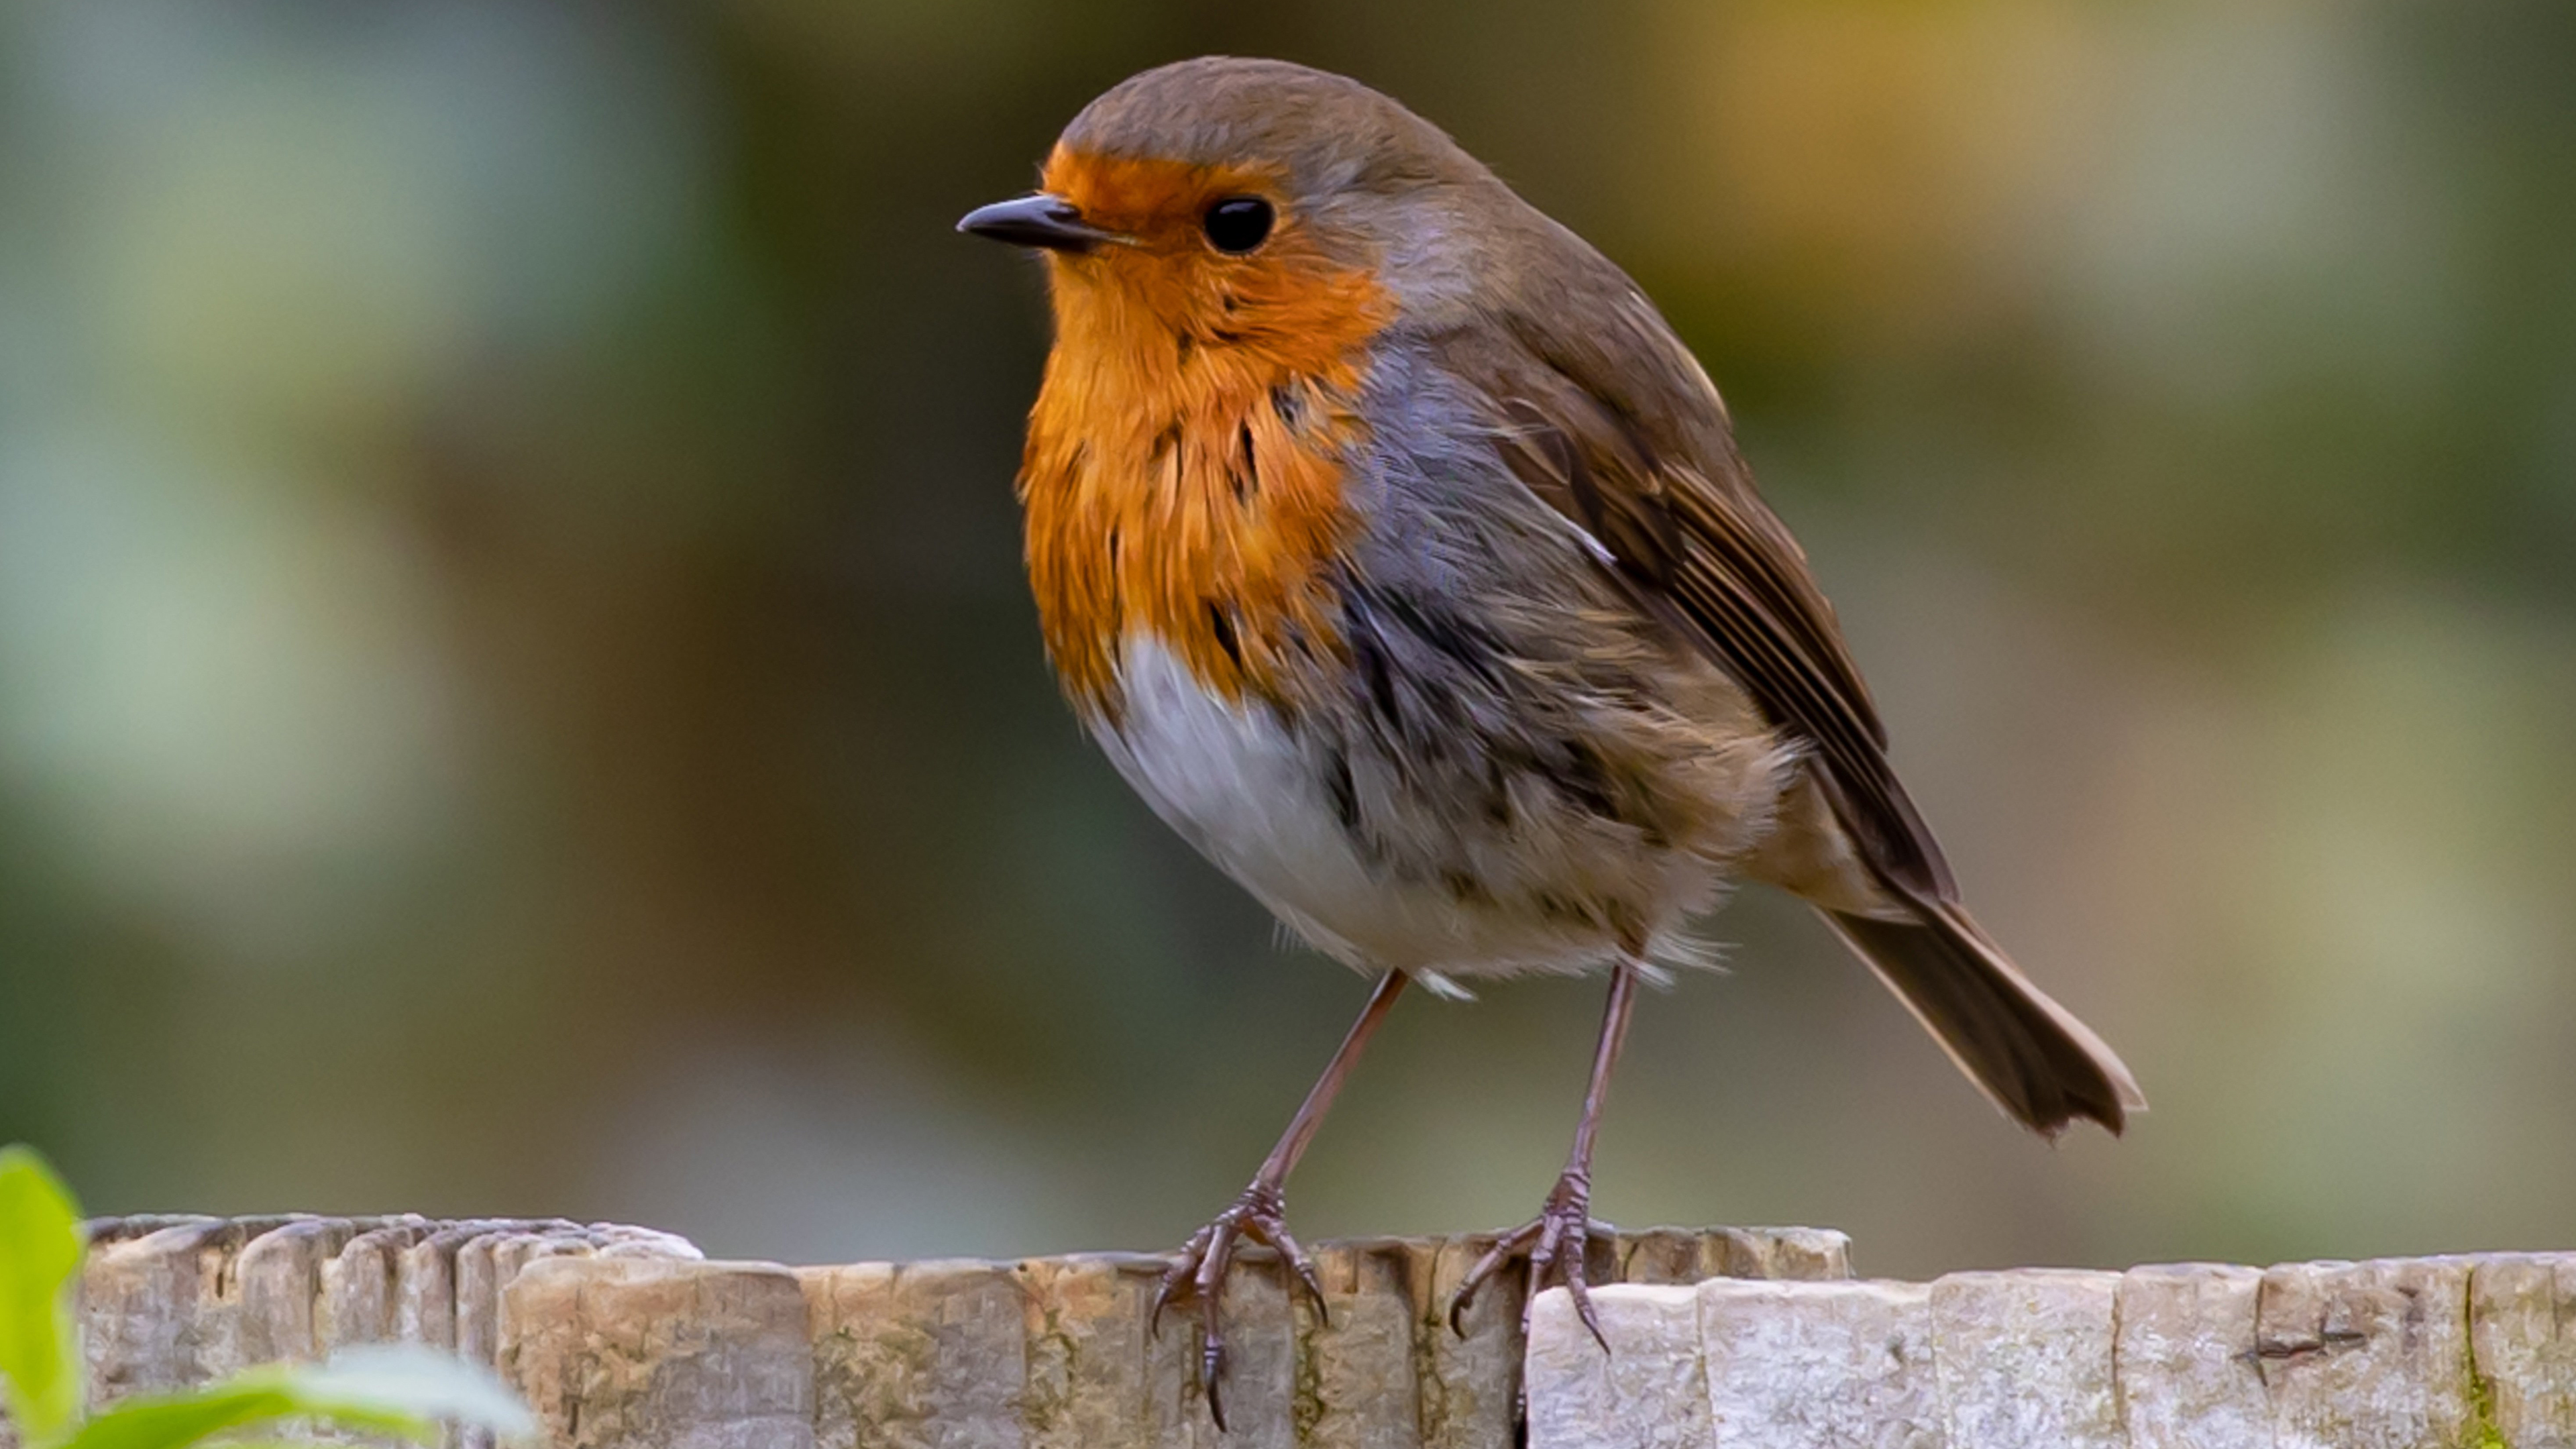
1059, 57, 1491, 199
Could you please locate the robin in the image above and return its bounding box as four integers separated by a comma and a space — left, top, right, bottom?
959, 56, 2143, 1426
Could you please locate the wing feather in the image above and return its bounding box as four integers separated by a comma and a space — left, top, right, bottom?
1448, 307, 1955, 901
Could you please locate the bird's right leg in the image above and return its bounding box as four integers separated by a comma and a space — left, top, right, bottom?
1154, 968, 1409, 1430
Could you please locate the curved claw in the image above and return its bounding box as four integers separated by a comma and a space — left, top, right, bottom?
1448, 1220, 1540, 1338
1269, 1220, 1330, 1324
1150, 1218, 1220, 1336
1148, 1179, 1331, 1429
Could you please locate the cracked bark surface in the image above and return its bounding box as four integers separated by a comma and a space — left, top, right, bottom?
1529, 1252, 2576, 1448
8, 1216, 2569, 1448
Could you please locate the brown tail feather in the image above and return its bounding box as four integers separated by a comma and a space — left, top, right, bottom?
1821, 900, 2144, 1136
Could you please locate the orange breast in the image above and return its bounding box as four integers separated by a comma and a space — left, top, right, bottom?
1019, 150, 1394, 718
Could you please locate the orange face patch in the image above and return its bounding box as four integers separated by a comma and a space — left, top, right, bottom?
1020, 148, 1393, 716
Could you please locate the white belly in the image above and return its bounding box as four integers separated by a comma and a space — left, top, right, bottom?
1092, 633, 1691, 979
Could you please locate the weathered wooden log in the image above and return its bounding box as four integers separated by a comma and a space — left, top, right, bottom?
1525, 1253, 2576, 1448
59, 1216, 701, 1449
42, 1217, 1837, 1447
14, 1214, 2571, 1446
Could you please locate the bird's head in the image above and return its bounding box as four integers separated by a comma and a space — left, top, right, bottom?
959, 57, 1507, 366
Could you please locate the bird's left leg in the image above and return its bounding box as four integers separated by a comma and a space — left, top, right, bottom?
1448, 955, 1644, 1349
1154, 967, 1409, 1428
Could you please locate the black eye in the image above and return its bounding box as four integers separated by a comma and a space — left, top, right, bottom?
1203, 196, 1275, 254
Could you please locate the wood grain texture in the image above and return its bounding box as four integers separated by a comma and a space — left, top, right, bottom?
23, 1217, 2573, 1448
1527, 1250, 2576, 1449
38, 1220, 1838, 1448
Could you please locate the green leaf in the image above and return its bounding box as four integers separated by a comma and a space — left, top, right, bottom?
0, 1145, 85, 1442
56, 1387, 339, 1449
61, 1346, 535, 1449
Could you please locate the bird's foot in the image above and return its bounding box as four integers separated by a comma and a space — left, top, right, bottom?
1447, 1171, 1616, 1350
1150, 1178, 1327, 1430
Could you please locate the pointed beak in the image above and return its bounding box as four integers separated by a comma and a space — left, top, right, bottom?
956, 194, 1120, 253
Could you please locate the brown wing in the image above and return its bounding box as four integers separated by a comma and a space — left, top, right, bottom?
1438, 308, 1957, 903
1421, 262, 2141, 1134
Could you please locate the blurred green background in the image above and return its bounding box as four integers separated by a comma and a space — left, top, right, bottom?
3, 0, 2572, 1282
